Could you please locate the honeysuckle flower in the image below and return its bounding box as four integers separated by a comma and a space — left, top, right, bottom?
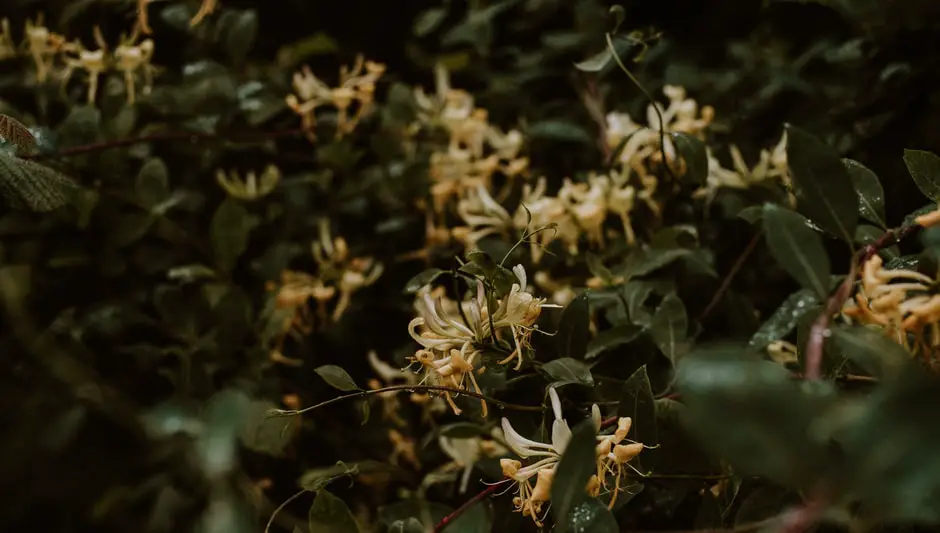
412, 345, 486, 416
514, 177, 578, 262
216, 164, 280, 200
453, 184, 513, 249
433, 427, 507, 493
695, 134, 791, 205
591, 405, 645, 508
388, 429, 421, 470
559, 175, 610, 251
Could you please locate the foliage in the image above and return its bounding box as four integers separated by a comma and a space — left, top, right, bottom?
5, 1, 940, 533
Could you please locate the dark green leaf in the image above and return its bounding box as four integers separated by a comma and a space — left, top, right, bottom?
574, 48, 612, 72
831, 325, 911, 379
617, 365, 658, 471
527, 120, 593, 144
762, 203, 831, 298
136, 158, 170, 210
586, 324, 645, 360
211, 198, 252, 273
676, 346, 833, 487
556, 293, 591, 360
650, 293, 689, 364
585, 252, 614, 282
541, 358, 594, 387
388, 518, 425, 533
238, 400, 299, 457
404, 268, 445, 293
844, 158, 886, 228
440, 499, 492, 533
224, 9, 259, 63
308, 489, 360, 533
0, 152, 78, 212
315, 365, 361, 392
552, 418, 598, 533
785, 125, 858, 243
903, 149, 940, 202
748, 289, 820, 351
414, 8, 448, 36
672, 132, 708, 186
563, 497, 618, 533
619, 247, 691, 278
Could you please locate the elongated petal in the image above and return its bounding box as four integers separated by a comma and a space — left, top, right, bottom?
501, 417, 555, 458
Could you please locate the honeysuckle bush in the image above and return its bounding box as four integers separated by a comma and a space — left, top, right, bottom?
6, 1, 940, 533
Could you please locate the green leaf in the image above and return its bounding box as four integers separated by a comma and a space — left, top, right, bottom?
404, 268, 445, 294
315, 365, 361, 392
903, 149, 940, 202
308, 490, 360, 533
649, 293, 689, 364
831, 325, 911, 379
748, 289, 820, 351
527, 120, 593, 144
541, 358, 594, 387
0, 152, 78, 212
210, 198, 253, 273
617, 365, 659, 471
585, 252, 614, 283
414, 7, 448, 36
574, 48, 612, 72
135, 158, 170, 210
238, 400, 299, 457
676, 346, 833, 487
562, 497, 618, 533
586, 324, 645, 360
552, 418, 599, 533
388, 518, 425, 533
299, 461, 364, 491
785, 125, 858, 243
618, 247, 691, 278
556, 293, 591, 360
762, 203, 831, 298
844, 158, 886, 228
672, 132, 708, 186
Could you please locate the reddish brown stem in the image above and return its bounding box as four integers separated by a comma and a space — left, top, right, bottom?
803, 224, 920, 379
433, 483, 502, 533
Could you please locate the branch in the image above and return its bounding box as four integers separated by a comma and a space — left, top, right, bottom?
803, 223, 920, 379
433, 483, 502, 533
268, 384, 545, 418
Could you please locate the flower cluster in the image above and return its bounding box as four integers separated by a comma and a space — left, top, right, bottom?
216, 164, 281, 201
407, 265, 553, 415
697, 133, 791, 204
499, 387, 644, 525
286, 54, 385, 142
266, 220, 383, 364
842, 254, 939, 361
16, 14, 158, 105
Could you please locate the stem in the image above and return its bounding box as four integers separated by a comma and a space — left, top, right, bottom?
433, 483, 502, 533
698, 231, 762, 321
264, 488, 308, 533
268, 384, 545, 418
803, 224, 919, 379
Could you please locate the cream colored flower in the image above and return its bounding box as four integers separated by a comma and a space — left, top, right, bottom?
216, 165, 280, 200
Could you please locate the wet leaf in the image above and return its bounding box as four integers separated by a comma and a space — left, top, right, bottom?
315, 365, 361, 392
762, 203, 831, 298
308, 489, 360, 533
672, 132, 708, 186
617, 365, 659, 471
541, 357, 594, 387
831, 325, 911, 379
556, 293, 591, 360
552, 418, 598, 533
844, 158, 886, 228
785, 125, 858, 243
586, 324, 645, 359
903, 149, 940, 202
562, 497, 618, 533
650, 293, 689, 364
748, 289, 820, 351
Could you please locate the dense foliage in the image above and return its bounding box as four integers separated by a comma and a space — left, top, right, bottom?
5, 1, 940, 533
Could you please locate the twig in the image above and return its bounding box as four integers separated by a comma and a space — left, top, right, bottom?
264, 488, 308, 533
698, 231, 762, 321
433, 483, 502, 533
268, 384, 545, 418
803, 224, 919, 379
21, 127, 306, 160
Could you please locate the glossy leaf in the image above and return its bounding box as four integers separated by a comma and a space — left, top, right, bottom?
315, 365, 361, 392
404, 268, 445, 293
748, 289, 820, 351
556, 293, 591, 360
552, 418, 598, 533
650, 293, 689, 364
308, 489, 360, 533
541, 358, 594, 387
562, 497, 618, 533
903, 149, 940, 202
844, 158, 886, 228
785, 125, 858, 243
762, 203, 831, 298
617, 365, 659, 471
672, 132, 708, 186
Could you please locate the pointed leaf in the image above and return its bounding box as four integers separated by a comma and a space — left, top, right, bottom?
562, 497, 618, 533
672, 132, 708, 186
574, 48, 613, 71
541, 358, 594, 387
315, 365, 361, 392
903, 149, 940, 202
785, 125, 858, 243
831, 325, 911, 379
557, 293, 591, 360
617, 365, 659, 471
748, 289, 820, 351
136, 157, 170, 209
586, 324, 645, 359
308, 490, 360, 533
403, 268, 445, 294
650, 293, 689, 364
762, 203, 831, 298
844, 158, 886, 228
552, 418, 599, 533
211, 198, 252, 273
